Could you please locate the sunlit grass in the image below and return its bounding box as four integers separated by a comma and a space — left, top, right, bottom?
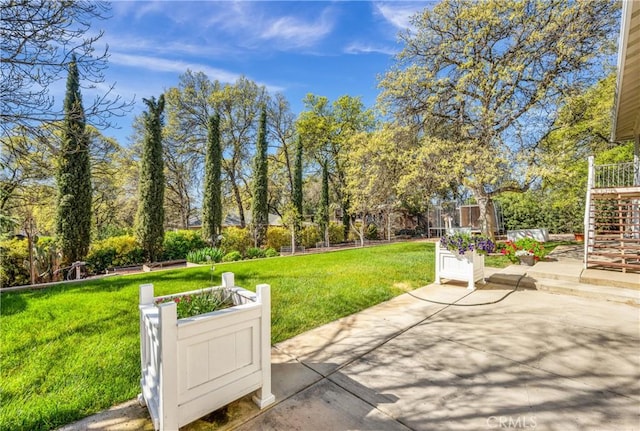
0, 241, 433, 431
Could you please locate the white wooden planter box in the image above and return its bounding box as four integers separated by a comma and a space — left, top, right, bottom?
138, 272, 275, 431
507, 228, 549, 242
435, 245, 484, 290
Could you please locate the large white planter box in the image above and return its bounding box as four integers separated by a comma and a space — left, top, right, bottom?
138, 272, 275, 431
435, 245, 484, 290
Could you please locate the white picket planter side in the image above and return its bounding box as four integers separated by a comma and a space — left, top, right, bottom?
435, 245, 484, 290
138, 272, 275, 431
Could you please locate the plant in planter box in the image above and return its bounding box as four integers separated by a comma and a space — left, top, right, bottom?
501, 238, 546, 264
440, 232, 496, 255
436, 233, 494, 290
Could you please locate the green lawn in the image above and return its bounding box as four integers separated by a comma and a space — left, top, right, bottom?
0, 241, 433, 431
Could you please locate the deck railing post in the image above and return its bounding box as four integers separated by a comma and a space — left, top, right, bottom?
584, 156, 595, 269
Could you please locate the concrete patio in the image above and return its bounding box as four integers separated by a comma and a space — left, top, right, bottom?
60, 260, 640, 431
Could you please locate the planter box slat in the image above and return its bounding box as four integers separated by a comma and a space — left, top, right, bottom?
435, 245, 485, 290
139, 273, 274, 431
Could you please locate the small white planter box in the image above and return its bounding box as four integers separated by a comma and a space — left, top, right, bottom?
138, 272, 275, 431
507, 228, 549, 242
435, 245, 484, 290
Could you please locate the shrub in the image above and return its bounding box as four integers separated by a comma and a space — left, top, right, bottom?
328, 222, 345, 244
220, 227, 252, 255
0, 238, 29, 287
264, 247, 279, 258
162, 230, 207, 260
32, 237, 61, 283
299, 225, 321, 248
246, 247, 266, 259
86, 235, 143, 273
222, 251, 242, 262
500, 238, 546, 263
266, 226, 289, 251
366, 224, 379, 240
186, 247, 224, 264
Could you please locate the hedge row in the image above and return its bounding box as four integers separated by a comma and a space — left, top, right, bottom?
0, 224, 359, 287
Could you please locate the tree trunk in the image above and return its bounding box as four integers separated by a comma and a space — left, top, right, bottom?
471, 186, 497, 239
229, 171, 245, 228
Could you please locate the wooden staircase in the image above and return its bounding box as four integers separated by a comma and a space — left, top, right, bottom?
584, 156, 640, 273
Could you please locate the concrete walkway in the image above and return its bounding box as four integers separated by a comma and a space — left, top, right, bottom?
60, 276, 640, 431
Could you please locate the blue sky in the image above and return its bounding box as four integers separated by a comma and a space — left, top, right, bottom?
84, 1, 433, 145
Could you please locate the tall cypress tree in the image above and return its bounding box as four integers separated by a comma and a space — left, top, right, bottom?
252, 105, 269, 246
202, 113, 222, 244
292, 136, 303, 217
318, 159, 330, 246
56, 54, 92, 266
135, 95, 165, 262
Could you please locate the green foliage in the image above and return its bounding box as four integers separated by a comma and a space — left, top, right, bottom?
56, 55, 92, 266
31, 236, 61, 284
222, 251, 242, 262
245, 247, 266, 259
328, 222, 345, 244
0, 238, 29, 287
500, 238, 546, 263
317, 159, 330, 242
135, 95, 166, 262
366, 223, 379, 240
162, 230, 207, 260
266, 226, 289, 251
252, 106, 269, 246
296, 94, 375, 237
86, 235, 143, 273
202, 114, 223, 242
155, 289, 233, 319
299, 225, 321, 248
379, 0, 618, 235
293, 136, 304, 216
185, 247, 224, 264
496, 192, 560, 232
440, 232, 495, 255
220, 227, 252, 255
264, 247, 279, 258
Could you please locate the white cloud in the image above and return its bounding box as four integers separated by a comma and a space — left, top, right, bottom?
110, 52, 239, 82
374, 2, 429, 30
344, 41, 397, 56
108, 52, 284, 92
260, 10, 335, 49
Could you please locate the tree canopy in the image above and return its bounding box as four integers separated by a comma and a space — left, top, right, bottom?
379, 0, 619, 235
0, 0, 130, 141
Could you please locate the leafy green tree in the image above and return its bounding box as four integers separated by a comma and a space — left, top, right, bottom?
346, 124, 415, 243
379, 0, 618, 237
135, 95, 166, 262
296, 94, 374, 237
164, 72, 268, 228
252, 106, 269, 246
535, 73, 618, 232
292, 136, 304, 217
56, 55, 91, 265
318, 159, 330, 245
202, 113, 223, 243
266, 93, 297, 217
